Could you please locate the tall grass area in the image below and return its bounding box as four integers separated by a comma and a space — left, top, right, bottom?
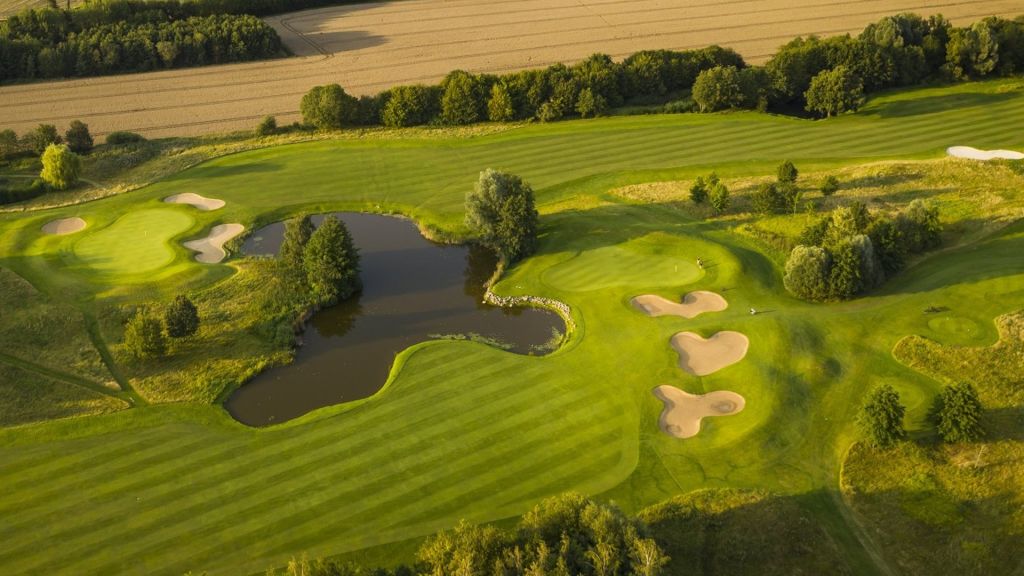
842, 312, 1024, 576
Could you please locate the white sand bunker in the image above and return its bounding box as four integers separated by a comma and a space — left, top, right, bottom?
671, 331, 749, 376
183, 223, 244, 263
947, 146, 1024, 161
653, 385, 745, 439
164, 193, 226, 211
632, 291, 728, 319
41, 217, 86, 235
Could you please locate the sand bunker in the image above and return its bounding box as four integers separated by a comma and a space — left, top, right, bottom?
41, 217, 86, 235
653, 385, 745, 439
946, 146, 1024, 161
671, 331, 749, 376
183, 223, 244, 263
164, 193, 226, 211
632, 291, 728, 319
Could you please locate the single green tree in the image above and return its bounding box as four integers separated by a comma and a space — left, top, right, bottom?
303, 216, 361, 306
64, 120, 93, 154
28, 123, 61, 155
692, 65, 746, 112
300, 84, 356, 130
935, 382, 984, 442
164, 295, 200, 339
804, 65, 865, 117
440, 70, 481, 125
39, 143, 80, 190
689, 176, 708, 204
820, 174, 840, 196
255, 115, 277, 136
828, 237, 864, 299
752, 182, 786, 214
858, 384, 907, 448
709, 181, 730, 214
466, 169, 539, 262
280, 215, 314, 275
575, 87, 607, 118
487, 82, 515, 122
783, 245, 832, 301
777, 160, 799, 184
124, 311, 167, 360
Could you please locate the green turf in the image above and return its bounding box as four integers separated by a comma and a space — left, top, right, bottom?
73, 208, 195, 278
0, 78, 1022, 575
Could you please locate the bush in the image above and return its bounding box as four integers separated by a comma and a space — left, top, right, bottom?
935, 382, 984, 442
709, 181, 730, 214
123, 311, 166, 360
105, 131, 146, 145
466, 169, 539, 262
27, 124, 61, 155
805, 65, 865, 117
858, 383, 907, 448
692, 65, 746, 112
39, 143, 80, 190
689, 176, 708, 204
783, 245, 832, 301
381, 85, 440, 127
777, 160, 799, 183
752, 182, 788, 214
300, 84, 356, 130
255, 115, 277, 136
64, 120, 93, 154
820, 174, 840, 196
164, 295, 199, 338
486, 82, 514, 122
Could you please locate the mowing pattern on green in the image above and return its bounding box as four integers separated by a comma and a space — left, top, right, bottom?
73, 208, 195, 277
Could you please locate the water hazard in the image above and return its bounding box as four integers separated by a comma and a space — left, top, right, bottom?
225, 213, 564, 426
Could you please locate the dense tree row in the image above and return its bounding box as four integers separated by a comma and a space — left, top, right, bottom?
784, 199, 942, 301
0, 9, 281, 81
294, 13, 1024, 129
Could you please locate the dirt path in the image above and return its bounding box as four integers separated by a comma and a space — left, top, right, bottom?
1, 0, 1017, 138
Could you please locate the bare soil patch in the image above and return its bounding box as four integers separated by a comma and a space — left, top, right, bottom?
183, 223, 245, 263
671, 331, 749, 376
632, 291, 727, 318
653, 385, 745, 438
41, 217, 87, 235
2, 0, 1017, 138
164, 193, 226, 211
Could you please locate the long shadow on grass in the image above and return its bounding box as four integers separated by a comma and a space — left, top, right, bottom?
865, 91, 1019, 119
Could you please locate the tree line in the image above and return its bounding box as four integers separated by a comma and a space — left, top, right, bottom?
0, 7, 282, 81
296, 13, 1024, 130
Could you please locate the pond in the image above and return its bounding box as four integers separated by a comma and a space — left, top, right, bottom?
225, 212, 564, 426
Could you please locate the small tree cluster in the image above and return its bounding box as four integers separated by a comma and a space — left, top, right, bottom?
278, 215, 361, 307
466, 169, 539, 262
784, 200, 941, 300
751, 161, 801, 215
858, 383, 907, 448
123, 295, 201, 361
255, 115, 277, 137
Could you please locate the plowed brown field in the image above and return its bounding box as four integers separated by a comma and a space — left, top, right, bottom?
1, 0, 1019, 139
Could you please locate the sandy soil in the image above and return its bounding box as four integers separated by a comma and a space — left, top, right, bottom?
653, 385, 745, 438
947, 146, 1024, 160
632, 291, 727, 318
40, 217, 87, 235
183, 223, 245, 263
163, 193, 226, 211
1, 0, 1017, 139
671, 331, 749, 376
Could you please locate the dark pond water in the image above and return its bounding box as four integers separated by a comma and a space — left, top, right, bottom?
225, 212, 564, 426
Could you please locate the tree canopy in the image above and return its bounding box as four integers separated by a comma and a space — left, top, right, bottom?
39, 143, 80, 190
466, 169, 539, 262
858, 383, 907, 448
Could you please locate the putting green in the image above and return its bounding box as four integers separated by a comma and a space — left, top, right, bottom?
73, 209, 195, 277
543, 235, 702, 292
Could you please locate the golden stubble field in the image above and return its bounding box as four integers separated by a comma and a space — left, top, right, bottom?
1, 0, 1020, 139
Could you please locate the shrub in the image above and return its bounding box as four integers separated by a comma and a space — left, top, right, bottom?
692, 65, 745, 112
27, 124, 62, 155
123, 311, 166, 360
64, 120, 93, 154
486, 82, 515, 122
752, 182, 787, 214
777, 160, 799, 183
105, 131, 146, 145
255, 115, 277, 136
466, 169, 539, 262
39, 143, 80, 190
805, 65, 866, 117
820, 174, 840, 196
575, 87, 608, 118
381, 85, 440, 127
689, 176, 708, 204
858, 383, 906, 448
164, 295, 199, 338
935, 382, 984, 442
783, 245, 832, 301
709, 181, 730, 214
300, 84, 356, 130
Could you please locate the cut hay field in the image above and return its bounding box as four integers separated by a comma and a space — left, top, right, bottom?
1, 0, 1021, 138
0, 79, 1023, 575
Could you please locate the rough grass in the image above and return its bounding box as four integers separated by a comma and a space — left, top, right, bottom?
0, 79, 1022, 575
0, 363, 128, 427
842, 311, 1024, 576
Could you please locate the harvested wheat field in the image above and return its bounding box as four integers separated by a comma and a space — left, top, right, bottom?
632, 291, 727, 319
653, 385, 745, 438
1, 0, 1019, 138
671, 330, 750, 376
